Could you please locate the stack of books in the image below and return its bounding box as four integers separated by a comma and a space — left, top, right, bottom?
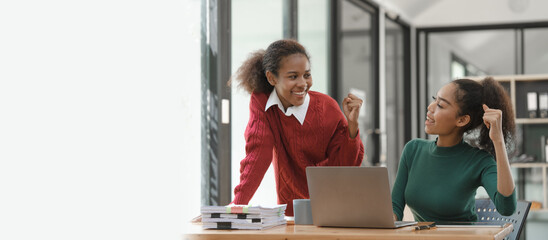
201, 204, 287, 230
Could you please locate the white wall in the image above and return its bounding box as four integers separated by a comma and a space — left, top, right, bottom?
182, 0, 201, 234
0, 1, 198, 240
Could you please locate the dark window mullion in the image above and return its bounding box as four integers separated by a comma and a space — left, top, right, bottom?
283, 0, 298, 40
201, 0, 232, 206
328, 0, 340, 100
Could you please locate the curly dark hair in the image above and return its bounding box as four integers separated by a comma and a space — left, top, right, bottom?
229, 39, 310, 94
453, 77, 515, 156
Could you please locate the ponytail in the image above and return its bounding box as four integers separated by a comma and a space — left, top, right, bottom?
478, 77, 515, 156
230, 50, 273, 94
454, 77, 516, 156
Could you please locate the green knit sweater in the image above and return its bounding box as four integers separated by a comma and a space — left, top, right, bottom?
392, 138, 516, 222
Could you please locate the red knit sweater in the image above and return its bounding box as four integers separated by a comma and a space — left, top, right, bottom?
232, 91, 364, 216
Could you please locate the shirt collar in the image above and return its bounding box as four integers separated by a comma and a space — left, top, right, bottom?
265, 88, 310, 125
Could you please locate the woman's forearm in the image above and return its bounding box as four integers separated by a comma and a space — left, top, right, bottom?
347, 121, 358, 139
494, 140, 515, 196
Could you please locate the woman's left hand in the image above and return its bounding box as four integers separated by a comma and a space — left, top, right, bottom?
482, 104, 504, 144
342, 93, 363, 138
342, 93, 363, 123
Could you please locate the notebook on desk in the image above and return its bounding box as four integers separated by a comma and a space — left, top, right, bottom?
306, 166, 416, 228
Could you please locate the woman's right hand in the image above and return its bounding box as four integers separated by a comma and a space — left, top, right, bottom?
482, 104, 505, 145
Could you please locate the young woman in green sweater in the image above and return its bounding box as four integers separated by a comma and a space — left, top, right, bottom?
392, 77, 517, 222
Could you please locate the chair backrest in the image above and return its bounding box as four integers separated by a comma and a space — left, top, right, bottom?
475, 198, 531, 240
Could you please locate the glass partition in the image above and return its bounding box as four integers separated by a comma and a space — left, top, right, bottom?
339, 0, 377, 165
230, 0, 283, 206
524, 28, 548, 74
298, 0, 329, 95
385, 16, 408, 184
427, 30, 516, 120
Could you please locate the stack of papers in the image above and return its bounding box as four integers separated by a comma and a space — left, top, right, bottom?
201, 204, 287, 230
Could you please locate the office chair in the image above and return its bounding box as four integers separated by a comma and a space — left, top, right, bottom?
475, 198, 531, 240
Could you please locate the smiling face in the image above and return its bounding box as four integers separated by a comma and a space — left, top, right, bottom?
425, 83, 470, 137
266, 53, 312, 110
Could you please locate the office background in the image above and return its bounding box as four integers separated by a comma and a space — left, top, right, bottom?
201, 1, 548, 240
2, 0, 547, 240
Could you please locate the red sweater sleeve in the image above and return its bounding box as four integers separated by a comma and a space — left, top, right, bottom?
321, 104, 364, 166
232, 93, 275, 204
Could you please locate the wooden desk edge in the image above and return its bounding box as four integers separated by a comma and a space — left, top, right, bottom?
184, 222, 514, 240
494, 223, 513, 240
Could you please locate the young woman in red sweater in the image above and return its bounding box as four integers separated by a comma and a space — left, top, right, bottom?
230, 39, 365, 216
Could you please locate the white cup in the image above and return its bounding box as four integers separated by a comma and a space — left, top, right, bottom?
293, 199, 313, 225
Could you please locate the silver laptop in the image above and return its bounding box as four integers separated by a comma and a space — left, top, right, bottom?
306, 166, 416, 228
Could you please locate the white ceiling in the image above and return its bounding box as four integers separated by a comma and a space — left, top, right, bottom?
374, 0, 548, 77
375, 0, 548, 27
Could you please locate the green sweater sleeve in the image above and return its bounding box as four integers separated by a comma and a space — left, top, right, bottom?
391, 141, 413, 221
480, 161, 517, 216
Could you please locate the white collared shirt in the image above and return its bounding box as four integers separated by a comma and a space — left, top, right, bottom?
265, 88, 310, 125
